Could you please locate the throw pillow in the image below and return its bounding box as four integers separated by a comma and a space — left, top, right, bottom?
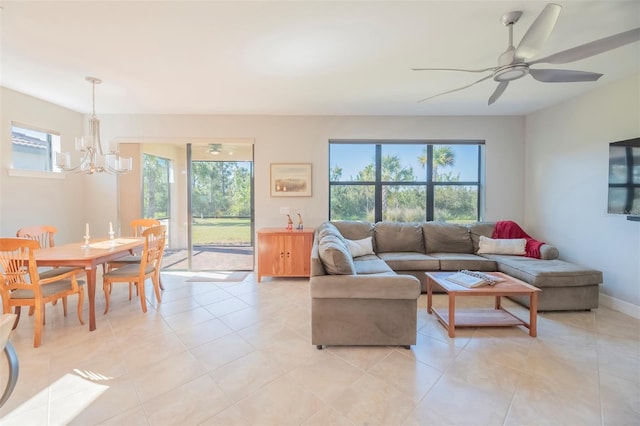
345, 237, 375, 258
318, 235, 356, 275
477, 236, 527, 255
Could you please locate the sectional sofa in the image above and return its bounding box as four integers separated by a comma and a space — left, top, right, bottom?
310, 220, 602, 348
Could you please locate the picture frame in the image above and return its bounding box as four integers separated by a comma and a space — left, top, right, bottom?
270, 163, 312, 197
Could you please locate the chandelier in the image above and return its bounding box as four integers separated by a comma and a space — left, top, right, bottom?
55, 77, 132, 174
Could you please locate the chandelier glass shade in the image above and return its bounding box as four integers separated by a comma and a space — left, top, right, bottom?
55, 77, 132, 175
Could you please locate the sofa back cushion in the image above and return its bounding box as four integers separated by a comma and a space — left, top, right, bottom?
318, 234, 356, 275
331, 221, 374, 241
374, 222, 425, 253
317, 222, 347, 242
467, 222, 496, 252
423, 222, 473, 253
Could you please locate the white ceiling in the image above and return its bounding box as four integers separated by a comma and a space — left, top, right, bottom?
1, 0, 639, 116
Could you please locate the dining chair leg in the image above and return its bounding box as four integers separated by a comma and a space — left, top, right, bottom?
11, 307, 21, 330
152, 276, 162, 304
103, 281, 111, 315
62, 296, 68, 317
77, 287, 84, 325
33, 304, 43, 348
137, 281, 147, 313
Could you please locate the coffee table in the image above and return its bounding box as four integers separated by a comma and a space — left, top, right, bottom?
425, 271, 540, 338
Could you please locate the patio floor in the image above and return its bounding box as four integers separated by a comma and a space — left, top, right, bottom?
162, 245, 254, 271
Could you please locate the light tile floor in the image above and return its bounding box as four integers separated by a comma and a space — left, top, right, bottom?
1, 271, 638, 425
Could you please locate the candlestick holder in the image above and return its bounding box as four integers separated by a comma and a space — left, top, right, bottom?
109, 231, 115, 240
82, 235, 90, 248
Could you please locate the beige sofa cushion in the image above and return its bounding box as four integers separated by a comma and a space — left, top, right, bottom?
429, 253, 497, 271
484, 254, 603, 288
467, 222, 496, 252
317, 222, 347, 243
346, 237, 375, 257
478, 236, 527, 255
423, 222, 473, 253
310, 274, 420, 300
374, 222, 425, 253
353, 255, 395, 275
377, 252, 440, 271
318, 234, 356, 275
332, 221, 374, 241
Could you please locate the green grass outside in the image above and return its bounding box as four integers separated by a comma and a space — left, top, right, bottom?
191, 217, 251, 245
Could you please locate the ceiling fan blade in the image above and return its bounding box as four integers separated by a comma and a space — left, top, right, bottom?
530, 68, 603, 82
529, 27, 640, 65
514, 3, 562, 62
419, 74, 493, 103
488, 82, 509, 105
412, 67, 496, 73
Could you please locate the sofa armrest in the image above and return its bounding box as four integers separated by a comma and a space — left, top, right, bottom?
540, 244, 559, 260
310, 274, 420, 300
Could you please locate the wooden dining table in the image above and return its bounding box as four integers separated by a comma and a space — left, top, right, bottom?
33, 237, 144, 331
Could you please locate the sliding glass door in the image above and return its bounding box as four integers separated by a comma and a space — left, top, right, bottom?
188, 143, 254, 270
121, 141, 254, 272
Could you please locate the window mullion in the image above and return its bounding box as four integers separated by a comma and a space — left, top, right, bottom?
426, 145, 434, 221
374, 145, 382, 222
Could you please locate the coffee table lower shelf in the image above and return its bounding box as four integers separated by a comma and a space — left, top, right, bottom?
431, 307, 530, 334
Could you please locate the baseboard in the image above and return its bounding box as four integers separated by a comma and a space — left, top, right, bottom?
599, 292, 640, 319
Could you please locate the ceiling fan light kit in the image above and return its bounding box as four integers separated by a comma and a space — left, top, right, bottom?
413, 3, 640, 105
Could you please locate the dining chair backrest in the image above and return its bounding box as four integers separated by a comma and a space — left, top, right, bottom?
0, 238, 40, 287
131, 219, 161, 237
16, 225, 58, 248
140, 225, 166, 272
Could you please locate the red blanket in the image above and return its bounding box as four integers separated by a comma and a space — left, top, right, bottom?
492, 221, 544, 258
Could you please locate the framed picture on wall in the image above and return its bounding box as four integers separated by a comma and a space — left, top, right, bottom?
270, 163, 312, 197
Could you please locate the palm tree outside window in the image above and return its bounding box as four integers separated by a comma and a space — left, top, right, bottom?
329, 141, 483, 223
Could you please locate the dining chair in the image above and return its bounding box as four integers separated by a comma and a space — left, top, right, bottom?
103, 225, 166, 314
16, 224, 85, 319
105, 218, 163, 295
0, 238, 85, 348
16, 224, 85, 278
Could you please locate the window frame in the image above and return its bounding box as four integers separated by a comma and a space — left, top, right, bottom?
329, 140, 484, 222
10, 122, 62, 177
142, 153, 172, 220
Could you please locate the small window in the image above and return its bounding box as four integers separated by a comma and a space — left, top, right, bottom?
11, 123, 61, 172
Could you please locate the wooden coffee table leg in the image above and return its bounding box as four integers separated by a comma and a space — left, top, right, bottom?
448, 293, 456, 338
427, 277, 433, 314
495, 295, 502, 309
529, 292, 538, 337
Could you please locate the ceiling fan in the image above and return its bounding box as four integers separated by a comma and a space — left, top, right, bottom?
413, 3, 640, 105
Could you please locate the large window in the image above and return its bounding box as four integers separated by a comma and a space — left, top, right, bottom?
329, 141, 483, 223
143, 154, 171, 219
11, 123, 61, 172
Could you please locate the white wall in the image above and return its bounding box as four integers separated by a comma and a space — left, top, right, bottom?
0, 88, 85, 243
95, 114, 525, 231
525, 74, 640, 314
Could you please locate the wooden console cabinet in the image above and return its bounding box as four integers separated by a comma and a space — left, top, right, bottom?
257, 228, 314, 282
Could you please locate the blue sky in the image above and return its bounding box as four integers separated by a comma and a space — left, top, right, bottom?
329, 143, 480, 182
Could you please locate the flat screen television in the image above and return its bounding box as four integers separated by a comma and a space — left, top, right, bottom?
608, 137, 640, 216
